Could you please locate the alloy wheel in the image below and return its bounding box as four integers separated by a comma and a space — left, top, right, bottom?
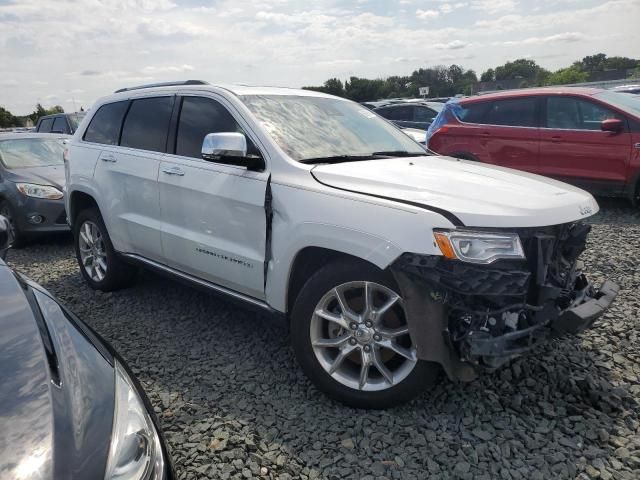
78, 220, 108, 282
310, 281, 417, 392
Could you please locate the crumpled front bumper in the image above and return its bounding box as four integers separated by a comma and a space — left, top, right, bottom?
467, 280, 619, 359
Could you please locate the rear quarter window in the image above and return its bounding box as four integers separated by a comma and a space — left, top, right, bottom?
83, 101, 129, 145
38, 118, 54, 132
455, 102, 490, 123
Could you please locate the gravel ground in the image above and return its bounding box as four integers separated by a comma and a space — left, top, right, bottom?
7, 198, 640, 480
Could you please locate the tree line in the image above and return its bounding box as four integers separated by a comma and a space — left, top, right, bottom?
303, 53, 640, 102
0, 103, 66, 129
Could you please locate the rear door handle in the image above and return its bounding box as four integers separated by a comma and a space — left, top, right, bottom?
551, 136, 562, 143
101, 154, 117, 163
634, 143, 640, 150
162, 167, 185, 176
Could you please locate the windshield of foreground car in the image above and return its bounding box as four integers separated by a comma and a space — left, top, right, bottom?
0, 138, 65, 169
240, 95, 427, 162
594, 90, 640, 116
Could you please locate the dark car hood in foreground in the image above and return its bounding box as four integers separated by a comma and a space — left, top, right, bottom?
4, 165, 66, 190
0, 262, 114, 480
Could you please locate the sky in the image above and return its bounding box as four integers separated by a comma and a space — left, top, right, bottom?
1, 0, 639, 115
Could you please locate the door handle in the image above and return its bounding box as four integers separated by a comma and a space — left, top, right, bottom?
634, 143, 640, 150
101, 154, 117, 163
162, 167, 185, 176
551, 136, 562, 143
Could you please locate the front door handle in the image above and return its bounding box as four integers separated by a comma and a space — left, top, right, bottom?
634, 143, 640, 150
101, 154, 117, 163
551, 136, 562, 143
162, 167, 185, 176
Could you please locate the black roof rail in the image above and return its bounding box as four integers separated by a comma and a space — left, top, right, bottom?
114, 80, 209, 94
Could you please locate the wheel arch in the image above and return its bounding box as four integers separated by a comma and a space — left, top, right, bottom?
68, 189, 101, 226
284, 246, 396, 315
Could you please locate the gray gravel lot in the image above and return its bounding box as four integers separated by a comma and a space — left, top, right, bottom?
7, 198, 640, 480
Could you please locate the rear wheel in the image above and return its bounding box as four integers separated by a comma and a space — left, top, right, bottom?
74, 208, 136, 291
290, 260, 440, 409
0, 200, 25, 247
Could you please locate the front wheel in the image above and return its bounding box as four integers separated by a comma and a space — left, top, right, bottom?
290, 261, 440, 409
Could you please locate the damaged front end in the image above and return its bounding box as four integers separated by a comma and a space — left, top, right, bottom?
390, 223, 619, 381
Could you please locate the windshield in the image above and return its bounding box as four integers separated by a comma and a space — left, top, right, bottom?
68, 113, 86, 132
240, 95, 426, 162
594, 91, 640, 116
0, 138, 65, 169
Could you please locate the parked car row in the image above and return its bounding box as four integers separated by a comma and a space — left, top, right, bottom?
426, 87, 640, 204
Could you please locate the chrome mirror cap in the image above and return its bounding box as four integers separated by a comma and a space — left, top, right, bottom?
202, 132, 247, 160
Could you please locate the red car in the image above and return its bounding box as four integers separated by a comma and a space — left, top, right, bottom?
427, 87, 640, 204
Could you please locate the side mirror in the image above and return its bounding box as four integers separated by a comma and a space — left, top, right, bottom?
601, 118, 623, 133
0, 215, 13, 260
202, 132, 247, 160
201, 132, 264, 170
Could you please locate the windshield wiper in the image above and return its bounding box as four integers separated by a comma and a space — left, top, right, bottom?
371, 150, 429, 157
299, 154, 377, 164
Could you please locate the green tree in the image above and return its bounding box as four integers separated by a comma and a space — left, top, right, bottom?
28, 103, 65, 125
480, 68, 495, 82
494, 58, 549, 85
302, 78, 345, 97
0, 106, 22, 128
545, 66, 589, 85
578, 53, 607, 73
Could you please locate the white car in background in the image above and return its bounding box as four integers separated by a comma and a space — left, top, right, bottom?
65, 80, 618, 408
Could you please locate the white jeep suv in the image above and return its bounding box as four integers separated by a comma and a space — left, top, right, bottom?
65, 80, 618, 408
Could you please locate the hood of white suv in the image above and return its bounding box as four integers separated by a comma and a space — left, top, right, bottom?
311, 156, 599, 227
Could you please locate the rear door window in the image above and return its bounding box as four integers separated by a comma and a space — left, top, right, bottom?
120, 97, 174, 153
52, 116, 68, 133
484, 98, 537, 127
83, 101, 129, 145
175, 96, 243, 159
38, 118, 53, 132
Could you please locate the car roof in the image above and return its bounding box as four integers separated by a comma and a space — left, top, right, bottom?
0, 132, 71, 141
461, 87, 604, 104
103, 83, 342, 104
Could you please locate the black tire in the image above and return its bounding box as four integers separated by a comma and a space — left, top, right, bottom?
290, 260, 440, 409
74, 208, 136, 291
0, 200, 26, 248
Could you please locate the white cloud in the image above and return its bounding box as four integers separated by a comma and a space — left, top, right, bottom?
502, 32, 586, 46
435, 40, 469, 50
0, 0, 638, 113
416, 9, 440, 19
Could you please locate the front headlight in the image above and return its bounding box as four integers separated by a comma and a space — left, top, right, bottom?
434, 230, 525, 264
15, 183, 63, 200
105, 361, 165, 480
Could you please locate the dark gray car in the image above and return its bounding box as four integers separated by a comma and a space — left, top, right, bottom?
35, 112, 86, 135
0, 217, 173, 480
0, 133, 70, 245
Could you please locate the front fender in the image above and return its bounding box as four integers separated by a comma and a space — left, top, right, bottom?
266, 222, 403, 312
